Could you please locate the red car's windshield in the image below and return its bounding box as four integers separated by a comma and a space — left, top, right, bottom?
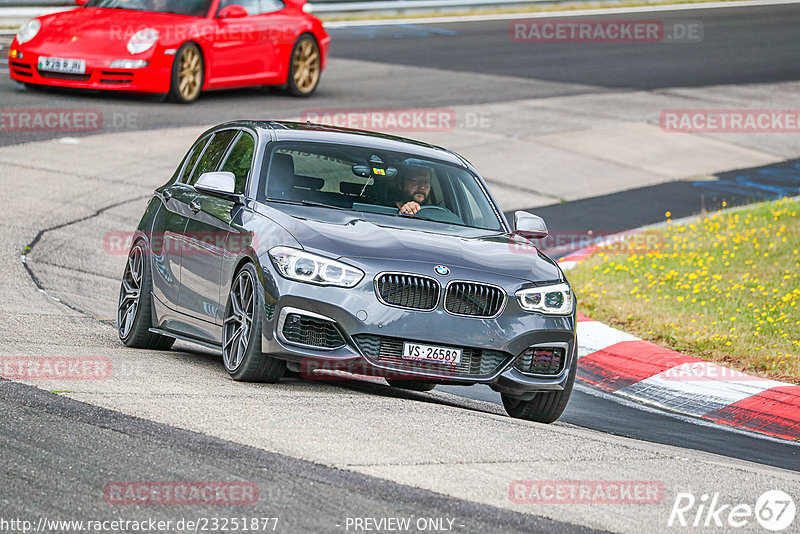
84, 0, 213, 17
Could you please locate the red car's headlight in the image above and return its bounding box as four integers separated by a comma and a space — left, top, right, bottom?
127, 29, 159, 55
16, 19, 41, 45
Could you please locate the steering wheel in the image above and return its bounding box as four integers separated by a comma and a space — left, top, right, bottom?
413, 205, 464, 224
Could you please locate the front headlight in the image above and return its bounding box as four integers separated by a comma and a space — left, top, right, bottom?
127, 28, 158, 54
16, 19, 41, 45
269, 246, 364, 288
516, 283, 573, 315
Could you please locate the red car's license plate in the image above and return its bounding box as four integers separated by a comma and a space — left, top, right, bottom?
38, 57, 86, 74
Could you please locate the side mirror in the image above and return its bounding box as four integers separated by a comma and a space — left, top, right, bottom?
218, 5, 248, 18
75, 0, 89, 5
195, 171, 237, 198
513, 211, 548, 239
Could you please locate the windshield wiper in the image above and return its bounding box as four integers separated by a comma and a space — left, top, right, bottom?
265, 198, 351, 211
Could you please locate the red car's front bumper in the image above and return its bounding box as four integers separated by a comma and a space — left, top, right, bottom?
9, 44, 174, 94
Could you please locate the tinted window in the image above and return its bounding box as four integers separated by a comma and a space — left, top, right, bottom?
220, 132, 255, 194
260, 0, 285, 12
187, 130, 238, 186
218, 0, 260, 15
85, 0, 213, 17
260, 142, 503, 231
179, 135, 211, 183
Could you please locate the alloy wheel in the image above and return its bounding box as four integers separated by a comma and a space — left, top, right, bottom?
118, 244, 143, 339
291, 38, 320, 94
223, 269, 255, 371
178, 45, 202, 102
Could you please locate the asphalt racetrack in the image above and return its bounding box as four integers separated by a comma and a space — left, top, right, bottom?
1, 2, 799, 532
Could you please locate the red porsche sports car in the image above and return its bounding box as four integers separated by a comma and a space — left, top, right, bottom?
8, 0, 330, 103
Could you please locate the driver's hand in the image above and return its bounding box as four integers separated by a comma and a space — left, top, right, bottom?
399, 202, 421, 215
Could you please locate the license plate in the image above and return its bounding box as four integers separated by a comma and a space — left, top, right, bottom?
38, 57, 86, 74
402, 342, 462, 365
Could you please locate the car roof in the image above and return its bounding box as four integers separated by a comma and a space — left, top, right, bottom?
215, 120, 468, 168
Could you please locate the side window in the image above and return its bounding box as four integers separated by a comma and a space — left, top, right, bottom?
218, 0, 261, 15
187, 130, 238, 186
178, 135, 211, 183
220, 132, 255, 195
260, 0, 285, 13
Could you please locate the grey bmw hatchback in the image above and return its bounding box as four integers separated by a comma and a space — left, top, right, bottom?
117, 121, 577, 423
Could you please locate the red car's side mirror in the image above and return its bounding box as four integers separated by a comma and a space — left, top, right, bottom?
218, 5, 248, 18
75, 0, 89, 5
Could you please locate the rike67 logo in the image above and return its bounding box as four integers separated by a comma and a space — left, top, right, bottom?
668, 490, 795, 531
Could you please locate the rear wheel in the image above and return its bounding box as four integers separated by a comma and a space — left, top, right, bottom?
386, 379, 436, 392
285, 34, 321, 97
501, 356, 576, 423
117, 241, 175, 350
169, 42, 204, 104
222, 263, 286, 382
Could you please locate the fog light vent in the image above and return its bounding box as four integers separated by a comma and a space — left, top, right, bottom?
514, 346, 565, 375
281, 313, 345, 349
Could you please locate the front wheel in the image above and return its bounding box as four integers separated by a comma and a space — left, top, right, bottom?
285, 34, 321, 97
117, 241, 175, 350
169, 42, 204, 104
501, 357, 576, 423
222, 263, 286, 382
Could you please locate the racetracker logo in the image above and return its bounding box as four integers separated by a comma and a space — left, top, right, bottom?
509, 480, 663, 504
509, 20, 702, 43
661, 110, 800, 133
103, 481, 259, 506
509, 230, 664, 255
0, 357, 111, 380
104, 232, 256, 256
0, 108, 102, 133
300, 358, 448, 382
301, 109, 457, 132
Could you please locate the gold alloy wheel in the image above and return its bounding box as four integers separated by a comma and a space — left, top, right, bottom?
291, 38, 320, 94
177, 45, 202, 101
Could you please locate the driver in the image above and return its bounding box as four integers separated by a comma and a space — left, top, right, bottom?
396, 166, 432, 215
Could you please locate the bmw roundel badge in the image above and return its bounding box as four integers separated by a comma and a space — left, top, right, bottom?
434, 265, 450, 276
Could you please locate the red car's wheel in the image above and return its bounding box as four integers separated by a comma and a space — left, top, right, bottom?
286, 34, 321, 97
169, 42, 204, 104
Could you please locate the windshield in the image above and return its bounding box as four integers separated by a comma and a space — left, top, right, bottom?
84, 0, 213, 16
259, 142, 504, 232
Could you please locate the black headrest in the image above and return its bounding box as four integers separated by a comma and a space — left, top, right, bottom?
268, 153, 295, 197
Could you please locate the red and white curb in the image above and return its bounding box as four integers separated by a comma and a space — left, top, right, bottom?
558, 248, 800, 442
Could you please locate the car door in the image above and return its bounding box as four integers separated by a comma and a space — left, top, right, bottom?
210, 0, 269, 84
178, 129, 243, 331
149, 134, 211, 312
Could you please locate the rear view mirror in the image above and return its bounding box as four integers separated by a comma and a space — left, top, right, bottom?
195, 171, 236, 197
513, 211, 548, 239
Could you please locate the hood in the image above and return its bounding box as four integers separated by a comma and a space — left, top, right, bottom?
258, 205, 563, 283
32, 8, 201, 55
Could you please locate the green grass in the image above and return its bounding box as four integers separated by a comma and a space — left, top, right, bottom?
567, 198, 800, 384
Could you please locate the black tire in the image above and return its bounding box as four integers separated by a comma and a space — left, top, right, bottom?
168, 42, 204, 104
285, 34, 321, 97
117, 241, 175, 350
222, 263, 286, 383
386, 379, 437, 392
501, 354, 577, 423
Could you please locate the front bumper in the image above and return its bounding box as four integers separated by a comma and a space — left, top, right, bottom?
259, 258, 576, 398
9, 44, 173, 93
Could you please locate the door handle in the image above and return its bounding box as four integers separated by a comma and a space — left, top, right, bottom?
190, 199, 202, 213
